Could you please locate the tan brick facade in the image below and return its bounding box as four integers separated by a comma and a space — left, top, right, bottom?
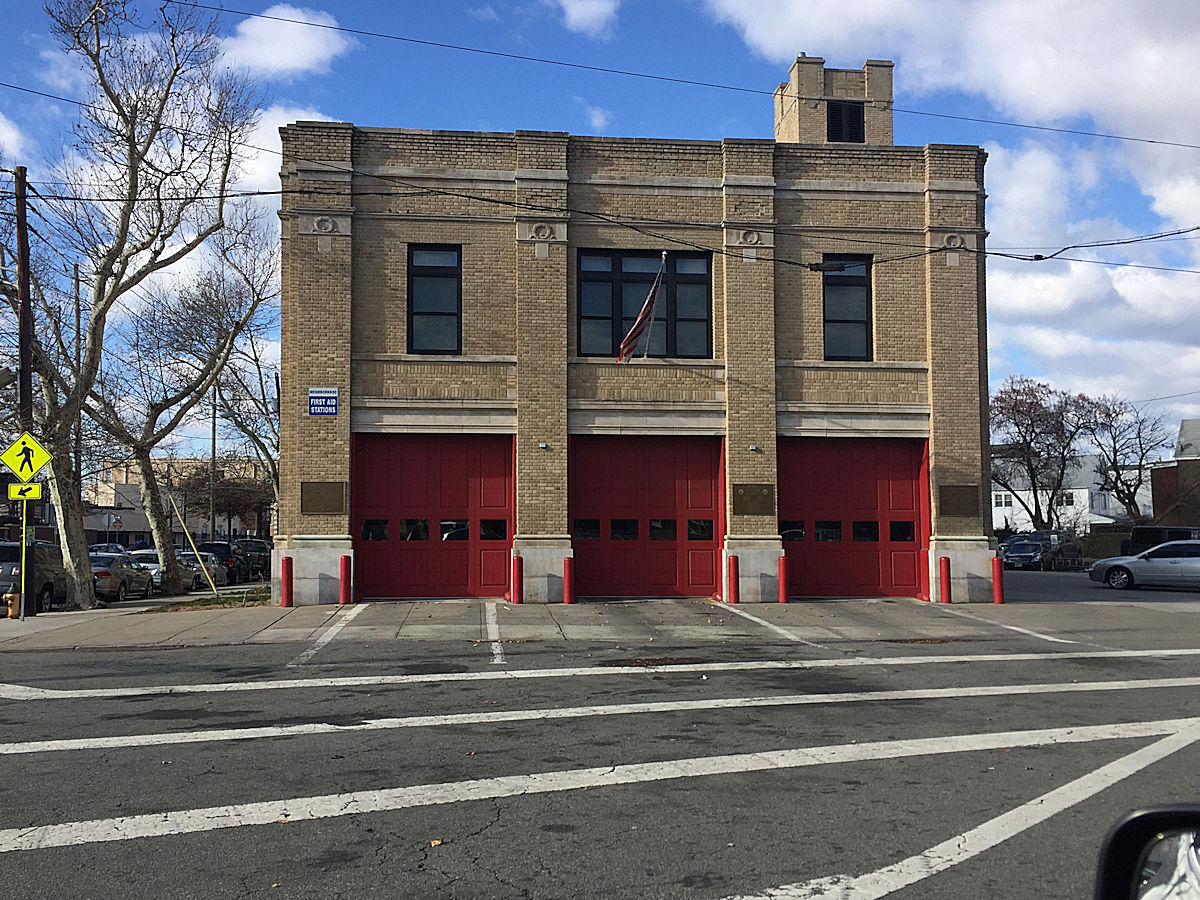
277, 56, 992, 604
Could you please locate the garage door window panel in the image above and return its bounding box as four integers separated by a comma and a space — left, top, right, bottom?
362, 519, 388, 541
611, 519, 639, 541
688, 519, 714, 541
409, 245, 461, 354
815, 521, 842, 542
650, 519, 677, 540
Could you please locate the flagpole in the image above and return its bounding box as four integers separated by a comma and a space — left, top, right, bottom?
641, 251, 667, 359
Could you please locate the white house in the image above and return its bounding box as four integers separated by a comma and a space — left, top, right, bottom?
991, 454, 1153, 534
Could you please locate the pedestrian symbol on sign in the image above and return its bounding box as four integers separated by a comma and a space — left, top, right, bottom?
17, 441, 35, 474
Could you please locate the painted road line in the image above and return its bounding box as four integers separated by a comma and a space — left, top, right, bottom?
1, 717, 1196, 853
485, 601, 505, 665
726, 721, 1200, 900
6, 647, 1200, 701
5, 676, 1200, 755
286, 604, 367, 667
721, 604, 832, 649
926, 603, 1079, 645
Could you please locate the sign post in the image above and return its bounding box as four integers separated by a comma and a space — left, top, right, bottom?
1, 432, 52, 619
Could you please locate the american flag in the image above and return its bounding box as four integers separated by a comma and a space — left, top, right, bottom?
617, 252, 666, 364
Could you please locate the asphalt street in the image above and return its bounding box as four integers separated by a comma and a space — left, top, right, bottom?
1, 570, 1199, 898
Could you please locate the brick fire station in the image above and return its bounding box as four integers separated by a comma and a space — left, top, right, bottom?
274, 55, 994, 604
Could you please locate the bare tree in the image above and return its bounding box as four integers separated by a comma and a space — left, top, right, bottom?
14, 1, 259, 607
84, 213, 272, 593
216, 259, 280, 513
990, 375, 1090, 531
1083, 396, 1172, 523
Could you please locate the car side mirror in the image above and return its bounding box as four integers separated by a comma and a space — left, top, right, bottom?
1095, 805, 1200, 899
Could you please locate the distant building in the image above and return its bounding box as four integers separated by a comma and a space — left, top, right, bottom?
1150, 420, 1200, 525
991, 454, 1152, 534
84, 457, 267, 546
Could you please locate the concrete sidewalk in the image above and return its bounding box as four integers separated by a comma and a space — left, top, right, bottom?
0, 595, 1009, 652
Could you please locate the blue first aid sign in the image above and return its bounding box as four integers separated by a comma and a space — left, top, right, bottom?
308, 387, 339, 416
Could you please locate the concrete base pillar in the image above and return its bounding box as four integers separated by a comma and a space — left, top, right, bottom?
722, 537, 784, 603
512, 536, 572, 604
272, 535, 353, 605
929, 537, 994, 603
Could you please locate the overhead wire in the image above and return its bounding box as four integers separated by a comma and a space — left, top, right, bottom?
169, 0, 1200, 152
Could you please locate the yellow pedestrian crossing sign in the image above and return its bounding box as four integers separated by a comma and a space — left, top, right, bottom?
1, 432, 51, 483
7, 482, 41, 500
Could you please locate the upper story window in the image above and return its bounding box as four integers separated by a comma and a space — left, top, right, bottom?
822, 254, 872, 361
577, 250, 711, 360
408, 245, 461, 354
827, 100, 865, 143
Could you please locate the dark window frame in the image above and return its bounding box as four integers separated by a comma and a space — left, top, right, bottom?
577, 249, 712, 360
408, 244, 462, 354
822, 254, 873, 362
827, 100, 865, 143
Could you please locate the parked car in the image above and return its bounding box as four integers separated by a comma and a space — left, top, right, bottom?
89, 542, 126, 554
1127, 524, 1200, 557
1002, 539, 1056, 571
197, 541, 252, 584
180, 551, 228, 588
998, 531, 1083, 568
129, 549, 202, 593
235, 538, 272, 579
0, 542, 70, 612
1088, 540, 1200, 591
90, 553, 154, 601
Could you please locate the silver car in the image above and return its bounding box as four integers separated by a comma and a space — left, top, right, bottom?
90, 553, 155, 601
1088, 540, 1200, 590
129, 550, 203, 593
180, 551, 228, 588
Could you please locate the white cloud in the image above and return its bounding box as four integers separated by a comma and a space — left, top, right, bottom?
0, 113, 29, 159
37, 45, 89, 94
550, 0, 620, 37
587, 107, 612, 131
236, 104, 335, 194
470, 5, 501, 21
704, 0, 1200, 420
222, 5, 354, 79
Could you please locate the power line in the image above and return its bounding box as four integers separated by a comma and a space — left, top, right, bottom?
5, 76, 1200, 277
169, 0, 1200, 153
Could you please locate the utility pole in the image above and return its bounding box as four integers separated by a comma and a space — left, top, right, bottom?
210, 384, 216, 541
14, 166, 34, 617
74, 264, 82, 503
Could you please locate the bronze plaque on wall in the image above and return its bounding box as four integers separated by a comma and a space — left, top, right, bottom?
733, 483, 775, 516
939, 484, 980, 517
301, 481, 347, 516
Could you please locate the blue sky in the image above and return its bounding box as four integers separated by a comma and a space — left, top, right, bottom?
4, 0, 1200, 436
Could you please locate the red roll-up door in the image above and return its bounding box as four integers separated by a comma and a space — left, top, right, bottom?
778, 438, 928, 598
569, 436, 721, 597
351, 434, 513, 599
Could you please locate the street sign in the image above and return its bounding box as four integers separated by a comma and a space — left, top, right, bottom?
7, 482, 41, 500
0, 432, 51, 483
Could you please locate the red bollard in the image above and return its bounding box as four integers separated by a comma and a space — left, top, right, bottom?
992, 556, 1005, 604
281, 555, 293, 608
563, 556, 575, 604
939, 556, 952, 604
511, 555, 523, 604
339, 555, 352, 605
727, 555, 739, 604
778, 555, 788, 603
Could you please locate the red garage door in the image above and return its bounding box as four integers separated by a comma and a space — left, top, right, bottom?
778, 438, 928, 598
351, 434, 513, 599
569, 436, 721, 598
